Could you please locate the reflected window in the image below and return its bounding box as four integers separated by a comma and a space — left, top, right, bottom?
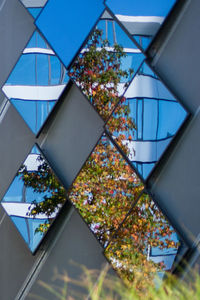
105, 0, 177, 50
107, 61, 187, 179
2, 30, 69, 134
1, 145, 68, 253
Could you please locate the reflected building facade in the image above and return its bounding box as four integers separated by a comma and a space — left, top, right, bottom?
2, 5, 186, 267
3, 23, 68, 134
99, 11, 186, 273
1, 5, 69, 251
0, 0, 190, 292
99, 12, 186, 179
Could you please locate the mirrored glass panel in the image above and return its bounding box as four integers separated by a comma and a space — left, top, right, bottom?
2, 30, 69, 134
69, 11, 145, 121
35, 0, 105, 68
28, 8, 43, 19
1, 145, 68, 253
105, 0, 177, 50
105, 192, 187, 286
107, 61, 188, 179
68, 134, 144, 247
20, 1, 47, 18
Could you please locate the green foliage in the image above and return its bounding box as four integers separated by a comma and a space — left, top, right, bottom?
68, 134, 143, 246
19, 29, 178, 286
68, 29, 133, 120
19, 155, 67, 220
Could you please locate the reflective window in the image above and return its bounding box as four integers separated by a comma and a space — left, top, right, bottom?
68, 134, 144, 247
1, 145, 68, 253
2, 31, 69, 134
105, 0, 177, 50
105, 192, 187, 285
35, 0, 105, 68
69, 13, 145, 121
26, 31, 48, 48
28, 8, 42, 19
10, 99, 56, 134
0, 0, 190, 287
107, 61, 187, 179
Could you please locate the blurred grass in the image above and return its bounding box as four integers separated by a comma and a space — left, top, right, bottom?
28, 263, 200, 300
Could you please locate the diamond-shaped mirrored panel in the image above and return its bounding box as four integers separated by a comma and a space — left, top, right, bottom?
107, 61, 188, 179
68, 134, 144, 247
35, 0, 105, 69
106, 0, 177, 50
1, 145, 68, 253
69, 12, 145, 121
105, 192, 187, 285
28, 8, 42, 19
20, 1, 47, 18
2, 30, 69, 134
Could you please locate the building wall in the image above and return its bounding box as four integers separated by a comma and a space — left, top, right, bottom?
0, 0, 200, 299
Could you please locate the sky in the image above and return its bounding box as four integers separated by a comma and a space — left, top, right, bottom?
36, 0, 105, 69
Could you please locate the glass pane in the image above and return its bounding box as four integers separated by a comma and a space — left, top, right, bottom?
26, 31, 48, 49
20, 1, 47, 18
1, 145, 68, 253
68, 134, 144, 247
21, 1, 47, 7
2, 30, 69, 134
28, 8, 42, 19
10, 99, 56, 134
69, 12, 145, 121
106, 0, 177, 50
107, 61, 188, 179
35, 0, 105, 68
105, 192, 187, 286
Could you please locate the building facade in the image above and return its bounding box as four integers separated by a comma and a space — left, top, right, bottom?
0, 0, 199, 299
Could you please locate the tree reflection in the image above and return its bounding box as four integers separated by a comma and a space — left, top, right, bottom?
18, 154, 67, 233
18, 29, 179, 285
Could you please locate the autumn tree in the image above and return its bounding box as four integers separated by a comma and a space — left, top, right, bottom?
19, 29, 179, 285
